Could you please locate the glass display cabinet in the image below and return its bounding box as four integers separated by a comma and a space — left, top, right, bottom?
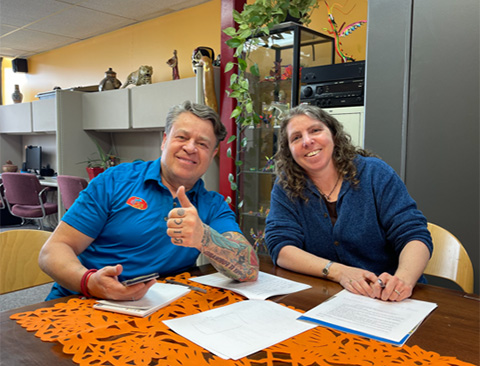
236, 22, 334, 252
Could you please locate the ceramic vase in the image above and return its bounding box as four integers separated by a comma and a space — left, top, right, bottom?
12, 84, 23, 104
2, 160, 18, 172
86, 167, 105, 180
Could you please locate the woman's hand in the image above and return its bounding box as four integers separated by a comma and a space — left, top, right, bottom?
376, 272, 413, 302
337, 264, 412, 301
336, 264, 381, 299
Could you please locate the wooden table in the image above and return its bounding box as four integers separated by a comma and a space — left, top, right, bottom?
1, 255, 478, 365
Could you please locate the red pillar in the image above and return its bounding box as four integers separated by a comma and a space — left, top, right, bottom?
219, 0, 246, 209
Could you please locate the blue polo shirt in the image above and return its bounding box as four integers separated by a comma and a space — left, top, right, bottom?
46, 158, 240, 300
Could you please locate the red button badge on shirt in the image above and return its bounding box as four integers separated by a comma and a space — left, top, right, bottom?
126, 196, 148, 210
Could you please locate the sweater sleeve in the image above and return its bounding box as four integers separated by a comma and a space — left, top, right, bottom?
265, 183, 306, 264
371, 159, 433, 256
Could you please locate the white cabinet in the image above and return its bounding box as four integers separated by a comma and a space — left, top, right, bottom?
0, 103, 32, 133
130, 77, 196, 129
325, 106, 365, 148
32, 99, 56, 132
82, 88, 130, 130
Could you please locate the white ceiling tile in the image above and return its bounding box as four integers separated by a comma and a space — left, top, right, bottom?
75, 0, 180, 21
26, 6, 136, 39
1, 28, 78, 52
0, 24, 18, 37
0, 0, 71, 27
0, 47, 25, 58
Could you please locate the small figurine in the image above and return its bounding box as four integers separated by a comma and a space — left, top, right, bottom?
213, 54, 221, 67
121, 65, 153, 88
262, 156, 275, 172
192, 47, 218, 112
166, 50, 180, 80
270, 59, 282, 81
99, 68, 122, 91
250, 228, 267, 252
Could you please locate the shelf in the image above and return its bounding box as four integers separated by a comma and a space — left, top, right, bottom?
236, 22, 334, 239
241, 212, 268, 219
242, 170, 275, 175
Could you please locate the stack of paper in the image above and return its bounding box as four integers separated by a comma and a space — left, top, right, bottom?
93, 282, 190, 317
191, 271, 312, 300
163, 300, 317, 360
298, 289, 438, 346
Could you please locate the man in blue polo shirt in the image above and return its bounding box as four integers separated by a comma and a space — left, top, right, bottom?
39, 101, 259, 301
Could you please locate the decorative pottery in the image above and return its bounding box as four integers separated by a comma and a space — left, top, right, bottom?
86, 167, 104, 180
99, 68, 122, 91
2, 160, 18, 172
12, 84, 23, 104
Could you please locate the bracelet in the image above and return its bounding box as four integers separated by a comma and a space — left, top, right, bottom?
80, 269, 98, 298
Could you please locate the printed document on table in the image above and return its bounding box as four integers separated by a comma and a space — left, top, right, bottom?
298, 289, 437, 346
94, 283, 190, 317
190, 271, 311, 300
163, 300, 317, 360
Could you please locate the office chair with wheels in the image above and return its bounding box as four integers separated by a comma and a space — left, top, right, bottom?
0, 229, 53, 294
57, 175, 88, 210
424, 222, 474, 293
1, 172, 58, 230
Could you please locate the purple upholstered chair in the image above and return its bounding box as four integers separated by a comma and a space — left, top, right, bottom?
0, 179, 5, 210
57, 175, 88, 210
1, 172, 58, 230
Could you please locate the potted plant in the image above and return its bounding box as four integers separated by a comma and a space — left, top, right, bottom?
222, 0, 318, 203
79, 138, 118, 180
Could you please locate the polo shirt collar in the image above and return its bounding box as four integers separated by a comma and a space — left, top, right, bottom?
144, 158, 203, 201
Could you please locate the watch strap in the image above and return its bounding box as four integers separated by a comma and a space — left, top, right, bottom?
322, 260, 334, 277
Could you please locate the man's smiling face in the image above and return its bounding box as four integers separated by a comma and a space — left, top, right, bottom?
160, 112, 217, 191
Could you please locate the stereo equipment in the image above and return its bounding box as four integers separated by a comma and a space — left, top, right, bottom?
12, 58, 28, 73
300, 61, 365, 108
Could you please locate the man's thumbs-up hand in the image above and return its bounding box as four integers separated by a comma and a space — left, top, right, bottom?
166, 186, 204, 250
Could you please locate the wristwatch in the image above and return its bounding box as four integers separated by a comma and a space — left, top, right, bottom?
322, 260, 334, 277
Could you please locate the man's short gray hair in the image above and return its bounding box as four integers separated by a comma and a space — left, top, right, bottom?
165, 101, 227, 147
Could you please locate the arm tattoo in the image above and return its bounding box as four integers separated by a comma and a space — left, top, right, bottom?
201, 224, 259, 281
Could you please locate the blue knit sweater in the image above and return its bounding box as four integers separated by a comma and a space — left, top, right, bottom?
265, 156, 433, 279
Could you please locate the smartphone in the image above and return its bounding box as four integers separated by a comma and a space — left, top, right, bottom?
121, 273, 159, 286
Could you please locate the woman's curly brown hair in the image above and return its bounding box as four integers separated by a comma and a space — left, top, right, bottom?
275, 104, 377, 201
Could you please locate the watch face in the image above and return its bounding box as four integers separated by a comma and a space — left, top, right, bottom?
323, 261, 332, 276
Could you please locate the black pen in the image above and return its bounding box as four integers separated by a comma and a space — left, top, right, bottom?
165, 279, 207, 293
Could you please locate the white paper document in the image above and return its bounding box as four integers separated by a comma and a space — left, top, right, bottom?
190, 271, 311, 300
94, 282, 190, 317
163, 300, 317, 360
298, 289, 437, 346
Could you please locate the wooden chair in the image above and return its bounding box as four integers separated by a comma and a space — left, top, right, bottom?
0, 229, 53, 294
424, 222, 474, 293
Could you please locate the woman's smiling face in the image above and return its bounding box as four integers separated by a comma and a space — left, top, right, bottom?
286, 114, 335, 177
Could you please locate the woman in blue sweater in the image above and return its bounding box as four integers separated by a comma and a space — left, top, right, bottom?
265, 104, 432, 301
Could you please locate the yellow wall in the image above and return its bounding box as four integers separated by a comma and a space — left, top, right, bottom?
309, 0, 368, 63
2, 0, 367, 104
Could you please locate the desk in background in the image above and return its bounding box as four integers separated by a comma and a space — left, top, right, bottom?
0, 255, 478, 365
39, 176, 58, 188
